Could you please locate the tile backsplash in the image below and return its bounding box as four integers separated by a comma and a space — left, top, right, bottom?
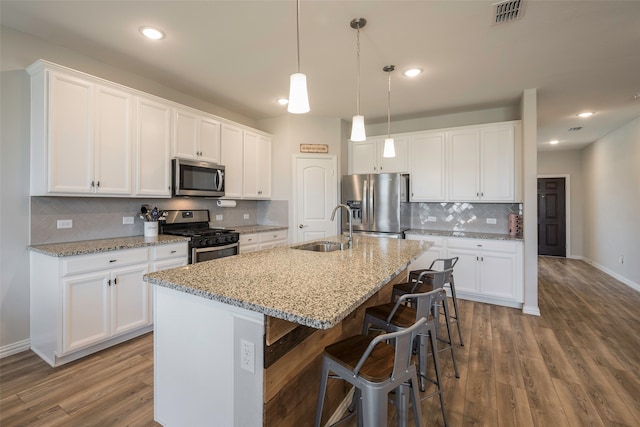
410, 202, 522, 234
31, 197, 288, 245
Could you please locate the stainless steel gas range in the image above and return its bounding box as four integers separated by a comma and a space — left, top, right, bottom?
159, 210, 239, 264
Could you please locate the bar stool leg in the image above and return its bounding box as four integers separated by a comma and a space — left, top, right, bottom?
396, 385, 408, 427
314, 359, 330, 427
428, 329, 448, 427
439, 298, 460, 378
361, 386, 388, 427
449, 277, 464, 346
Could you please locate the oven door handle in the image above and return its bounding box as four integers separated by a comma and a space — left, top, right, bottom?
193, 243, 239, 254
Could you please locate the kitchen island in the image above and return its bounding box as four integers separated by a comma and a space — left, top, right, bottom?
144, 235, 431, 427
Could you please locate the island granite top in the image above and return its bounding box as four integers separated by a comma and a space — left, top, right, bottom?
144, 236, 432, 329
230, 225, 288, 234
29, 235, 190, 257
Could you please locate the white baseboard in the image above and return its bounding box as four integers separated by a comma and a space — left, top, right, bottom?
583, 258, 640, 293
567, 255, 584, 260
522, 305, 541, 316
0, 338, 31, 359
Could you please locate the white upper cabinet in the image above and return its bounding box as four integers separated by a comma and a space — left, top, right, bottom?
409, 132, 446, 201
349, 137, 408, 174
29, 65, 133, 196
173, 107, 221, 164
27, 60, 271, 199
134, 96, 172, 197
448, 124, 516, 202
243, 131, 272, 199
220, 124, 244, 198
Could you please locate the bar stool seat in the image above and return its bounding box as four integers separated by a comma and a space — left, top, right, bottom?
314, 318, 427, 427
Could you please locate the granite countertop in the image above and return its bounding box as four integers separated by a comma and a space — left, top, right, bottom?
405, 229, 524, 241
29, 235, 190, 257
230, 225, 288, 234
144, 236, 431, 329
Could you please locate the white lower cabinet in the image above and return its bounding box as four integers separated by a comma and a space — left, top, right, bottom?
404, 235, 445, 271
30, 242, 187, 367
406, 234, 523, 308
239, 230, 288, 253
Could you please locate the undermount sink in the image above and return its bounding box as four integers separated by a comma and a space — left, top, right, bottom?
292, 241, 345, 253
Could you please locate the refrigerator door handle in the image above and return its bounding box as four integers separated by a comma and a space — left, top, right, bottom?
363, 180, 368, 225
370, 177, 375, 226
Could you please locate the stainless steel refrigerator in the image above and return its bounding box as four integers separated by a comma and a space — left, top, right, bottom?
341, 173, 410, 238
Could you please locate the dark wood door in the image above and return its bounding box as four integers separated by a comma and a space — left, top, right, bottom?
538, 178, 566, 256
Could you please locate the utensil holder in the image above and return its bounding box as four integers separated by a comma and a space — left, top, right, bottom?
144, 221, 158, 238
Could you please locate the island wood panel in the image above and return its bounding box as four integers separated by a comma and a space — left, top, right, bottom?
266, 317, 299, 346
263, 269, 407, 427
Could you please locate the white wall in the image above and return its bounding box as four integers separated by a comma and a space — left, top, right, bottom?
258, 115, 346, 234
582, 116, 640, 290
537, 149, 584, 258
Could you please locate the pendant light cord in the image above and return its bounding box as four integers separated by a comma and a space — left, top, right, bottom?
296, 0, 301, 72
386, 67, 393, 137
356, 26, 361, 115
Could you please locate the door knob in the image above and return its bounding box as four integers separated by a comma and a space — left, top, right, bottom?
299, 224, 308, 229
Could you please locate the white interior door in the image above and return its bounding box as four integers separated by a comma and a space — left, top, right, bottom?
295, 156, 338, 243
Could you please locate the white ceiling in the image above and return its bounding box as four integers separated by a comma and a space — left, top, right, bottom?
2, 0, 639, 150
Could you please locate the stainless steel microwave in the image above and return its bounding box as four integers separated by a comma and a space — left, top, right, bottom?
172, 158, 225, 197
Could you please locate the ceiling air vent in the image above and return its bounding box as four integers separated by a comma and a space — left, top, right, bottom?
493, 0, 526, 24
569, 126, 583, 132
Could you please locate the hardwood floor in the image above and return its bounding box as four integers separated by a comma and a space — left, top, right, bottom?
1, 257, 639, 426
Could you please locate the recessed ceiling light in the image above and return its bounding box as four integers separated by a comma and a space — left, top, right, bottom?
634, 93, 640, 100
403, 68, 423, 78
549, 140, 559, 145
139, 26, 165, 40
277, 98, 289, 106
577, 111, 594, 118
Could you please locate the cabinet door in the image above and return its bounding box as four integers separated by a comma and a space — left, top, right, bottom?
480, 126, 515, 201
199, 117, 221, 164
135, 97, 172, 197
62, 272, 110, 354
405, 235, 445, 271
48, 71, 94, 194
448, 129, 480, 201
220, 124, 243, 198
242, 131, 260, 198
173, 108, 198, 159
111, 264, 150, 336
445, 247, 478, 294
257, 135, 272, 198
379, 136, 409, 173
152, 258, 188, 272
350, 140, 378, 174
94, 84, 133, 195
479, 250, 517, 300
409, 132, 446, 201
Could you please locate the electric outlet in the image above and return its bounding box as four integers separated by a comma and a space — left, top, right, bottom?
486, 218, 497, 224
619, 255, 624, 264
215, 214, 223, 221
244, 213, 250, 220
57, 219, 73, 229
427, 216, 437, 222
122, 216, 134, 225
240, 339, 255, 373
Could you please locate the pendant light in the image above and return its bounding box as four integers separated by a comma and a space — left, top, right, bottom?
350, 18, 367, 141
383, 65, 396, 158
288, 0, 310, 114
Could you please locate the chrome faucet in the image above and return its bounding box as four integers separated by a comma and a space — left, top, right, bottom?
330, 204, 353, 248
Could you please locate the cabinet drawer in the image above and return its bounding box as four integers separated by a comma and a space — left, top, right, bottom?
151, 243, 188, 260
240, 233, 259, 246
63, 248, 148, 276
447, 238, 517, 253
259, 230, 287, 243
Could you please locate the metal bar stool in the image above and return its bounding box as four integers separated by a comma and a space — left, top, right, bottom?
314, 318, 427, 427
390, 269, 459, 379
362, 289, 449, 426
396, 257, 464, 347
